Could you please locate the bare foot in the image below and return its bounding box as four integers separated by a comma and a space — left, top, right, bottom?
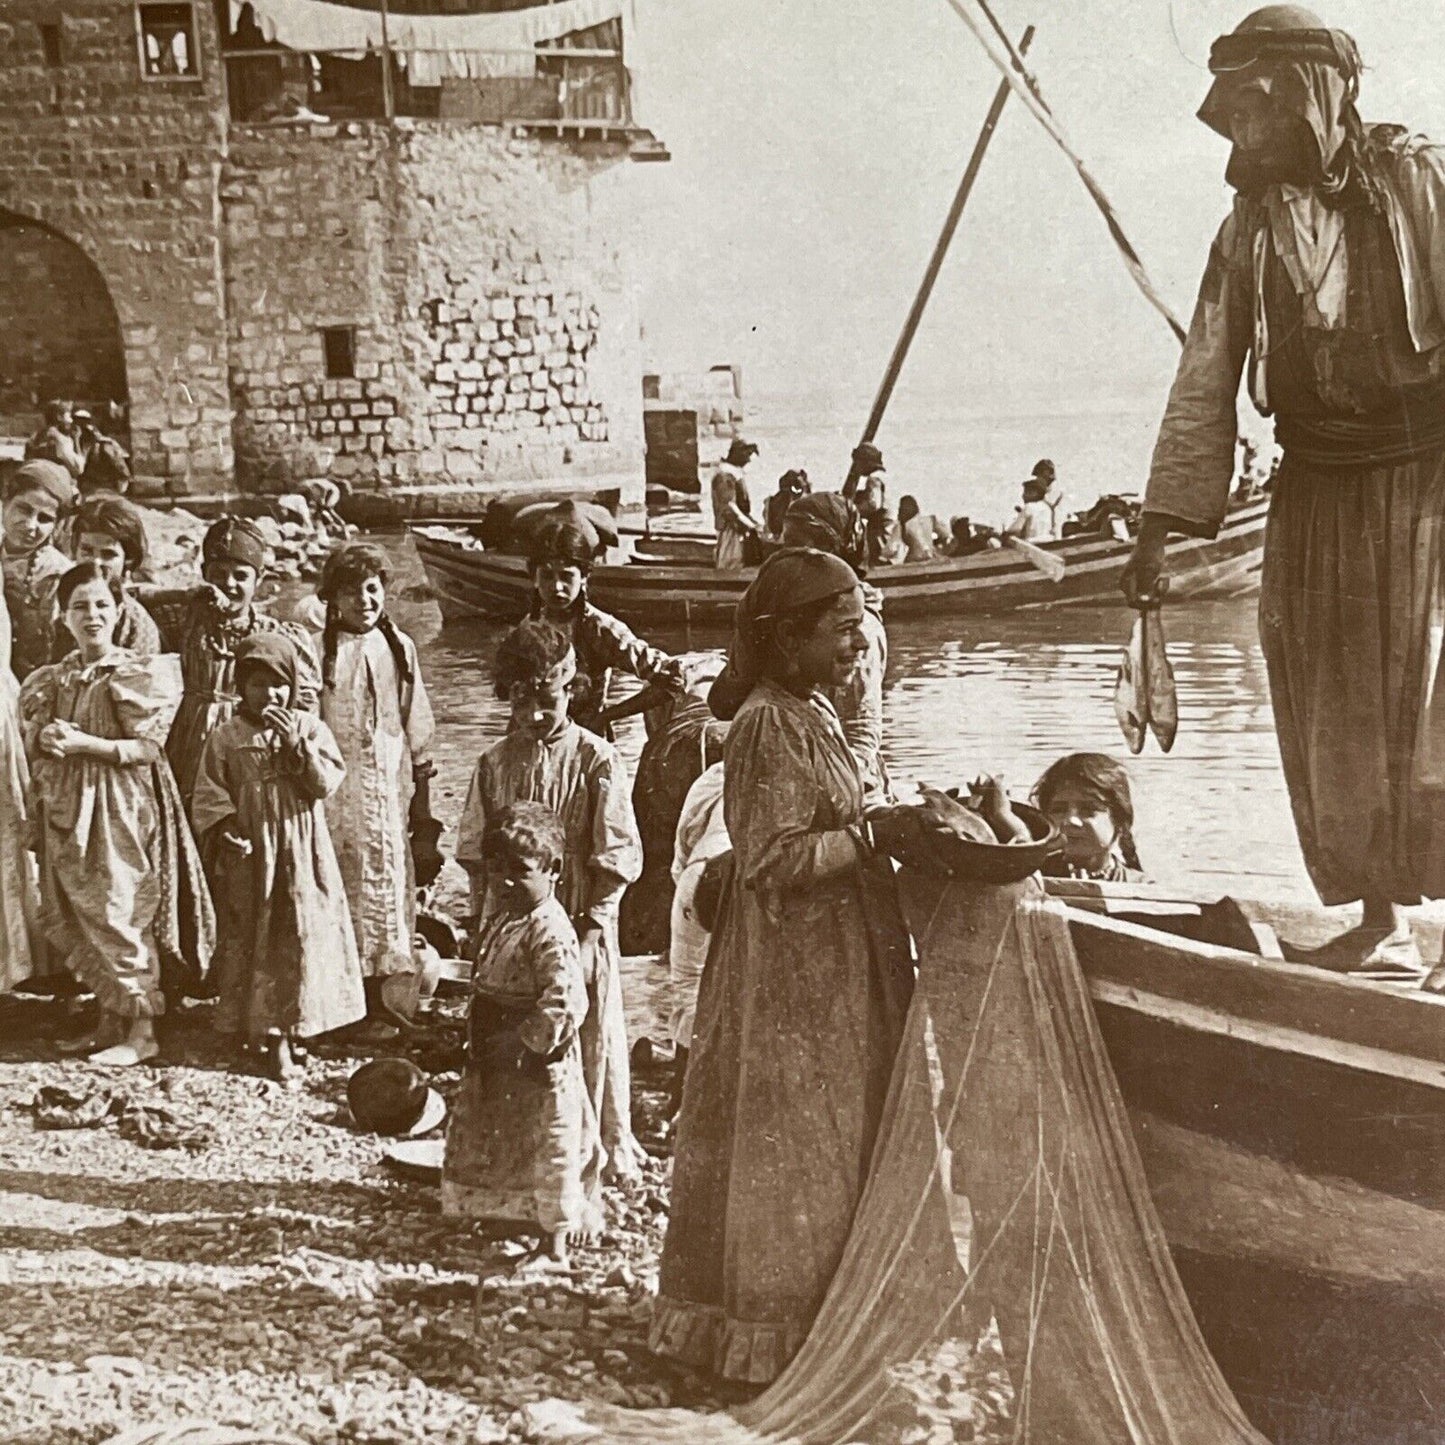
547, 1228, 570, 1267
90, 1018, 159, 1067
1283, 922, 1423, 977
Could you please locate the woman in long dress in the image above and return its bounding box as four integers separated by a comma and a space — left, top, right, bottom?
651, 549, 916, 1384
20, 562, 211, 1064
0, 585, 38, 994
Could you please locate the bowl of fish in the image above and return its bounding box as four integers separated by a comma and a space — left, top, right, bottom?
877, 787, 1061, 885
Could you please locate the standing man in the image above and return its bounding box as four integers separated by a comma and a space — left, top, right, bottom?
24, 400, 83, 480
1122, 7, 1445, 978
74, 410, 132, 496
710, 438, 762, 569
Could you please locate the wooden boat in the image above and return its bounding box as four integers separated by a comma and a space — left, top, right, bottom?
411, 495, 1269, 626
1053, 879, 1445, 1440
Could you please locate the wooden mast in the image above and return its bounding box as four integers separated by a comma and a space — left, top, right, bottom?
854, 25, 1034, 464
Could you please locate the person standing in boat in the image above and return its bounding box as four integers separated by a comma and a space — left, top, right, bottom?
526, 518, 688, 739
842, 442, 895, 568
763, 468, 810, 542
1122, 6, 1445, 979
709, 438, 763, 569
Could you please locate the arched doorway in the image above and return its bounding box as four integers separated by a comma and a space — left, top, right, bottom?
0, 210, 129, 445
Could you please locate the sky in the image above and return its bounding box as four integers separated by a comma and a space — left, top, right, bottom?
626, 0, 1445, 417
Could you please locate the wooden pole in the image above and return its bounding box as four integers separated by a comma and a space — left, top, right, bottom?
380, 0, 395, 121
857, 24, 1034, 452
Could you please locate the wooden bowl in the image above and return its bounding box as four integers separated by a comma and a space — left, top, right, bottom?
884, 801, 1061, 885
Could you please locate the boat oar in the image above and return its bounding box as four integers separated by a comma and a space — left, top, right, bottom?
1001, 534, 1065, 582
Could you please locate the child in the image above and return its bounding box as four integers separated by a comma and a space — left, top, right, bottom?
456, 621, 645, 1181
1034, 752, 1146, 883
2, 461, 75, 681
168, 518, 320, 806
0, 587, 38, 995
58, 494, 160, 657
313, 543, 436, 1036
442, 802, 602, 1264
527, 518, 686, 738
20, 562, 213, 1065
191, 633, 365, 1080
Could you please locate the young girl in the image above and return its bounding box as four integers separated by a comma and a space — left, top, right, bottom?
59, 495, 160, 657
20, 562, 213, 1065
1034, 752, 1146, 882
527, 518, 686, 738
191, 633, 365, 1080
0, 587, 38, 995
2, 461, 75, 681
456, 621, 645, 1181
314, 543, 436, 1033
443, 801, 602, 1264
168, 518, 320, 806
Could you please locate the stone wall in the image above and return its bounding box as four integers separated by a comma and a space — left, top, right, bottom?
0, 0, 233, 489
222, 122, 645, 505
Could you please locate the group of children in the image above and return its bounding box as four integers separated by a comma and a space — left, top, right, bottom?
0, 451, 1152, 1264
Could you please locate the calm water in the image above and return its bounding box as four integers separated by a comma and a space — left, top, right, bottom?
378, 538, 1312, 908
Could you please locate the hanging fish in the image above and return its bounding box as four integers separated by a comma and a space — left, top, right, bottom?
1114, 611, 1148, 754
1142, 604, 1178, 752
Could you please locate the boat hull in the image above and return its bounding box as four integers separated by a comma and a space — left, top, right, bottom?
412, 498, 1269, 626
1062, 890, 1445, 1439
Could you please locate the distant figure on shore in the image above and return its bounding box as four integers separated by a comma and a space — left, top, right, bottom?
74, 410, 131, 497
710, 439, 762, 569
897, 495, 947, 562
1004, 461, 1064, 542
763, 468, 809, 541
24, 401, 83, 481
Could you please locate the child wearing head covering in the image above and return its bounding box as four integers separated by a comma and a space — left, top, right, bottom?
313, 542, 435, 1032
526, 518, 686, 739
21, 562, 214, 1065
2, 461, 76, 681
167, 517, 320, 805
443, 801, 603, 1265
191, 632, 365, 1078
456, 620, 646, 1181
1034, 752, 1146, 883
58, 494, 160, 658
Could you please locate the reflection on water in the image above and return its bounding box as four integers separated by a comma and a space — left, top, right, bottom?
380, 539, 1310, 906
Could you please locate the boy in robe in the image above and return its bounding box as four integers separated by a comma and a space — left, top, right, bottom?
191, 633, 365, 1079
457, 620, 646, 1181
442, 801, 602, 1264
167, 518, 320, 805
313, 543, 436, 1037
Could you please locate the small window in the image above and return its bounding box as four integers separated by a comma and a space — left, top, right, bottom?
136, 3, 200, 82
322, 326, 358, 380
38, 23, 63, 68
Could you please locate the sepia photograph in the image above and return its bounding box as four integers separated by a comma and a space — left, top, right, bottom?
1, 0, 1444, 1441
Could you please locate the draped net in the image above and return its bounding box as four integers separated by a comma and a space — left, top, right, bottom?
589, 875, 1268, 1444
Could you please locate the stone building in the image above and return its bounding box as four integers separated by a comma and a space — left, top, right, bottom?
0, 0, 665, 510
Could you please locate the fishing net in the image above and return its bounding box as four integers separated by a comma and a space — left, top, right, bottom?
590, 875, 1268, 1444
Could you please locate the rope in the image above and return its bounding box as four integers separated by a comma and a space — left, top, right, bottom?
942, 0, 1189, 346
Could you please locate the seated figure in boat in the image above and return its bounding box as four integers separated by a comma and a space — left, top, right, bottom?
1033, 752, 1146, 884
897, 495, 948, 562
1004, 461, 1064, 543
526, 516, 687, 740
945, 515, 995, 557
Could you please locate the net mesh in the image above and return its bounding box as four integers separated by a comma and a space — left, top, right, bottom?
591, 876, 1269, 1444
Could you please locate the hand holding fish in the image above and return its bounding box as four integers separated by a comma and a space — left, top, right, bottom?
1119, 514, 1171, 609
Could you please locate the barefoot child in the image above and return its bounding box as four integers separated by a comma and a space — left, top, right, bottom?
1034, 752, 1145, 882
442, 802, 602, 1263
168, 518, 319, 806
313, 543, 436, 1035
2, 461, 75, 681
191, 633, 365, 1078
457, 621, 646, 1180
20, 562, 213, 1064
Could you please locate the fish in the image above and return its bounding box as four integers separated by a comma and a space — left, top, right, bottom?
1142, 604, 1178, 752
1113, 605, 1178, 755
1114, 611, 1147, 754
